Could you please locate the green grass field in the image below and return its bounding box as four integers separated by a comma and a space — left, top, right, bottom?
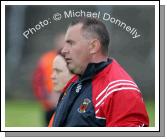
145, 99, 155, 127
5, 100, 44, 127
5, 99, 155, 127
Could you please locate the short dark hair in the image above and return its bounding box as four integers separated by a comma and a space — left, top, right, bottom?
69, 17, 110, 55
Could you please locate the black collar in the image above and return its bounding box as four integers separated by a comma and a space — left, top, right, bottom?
79, 58, 112, 81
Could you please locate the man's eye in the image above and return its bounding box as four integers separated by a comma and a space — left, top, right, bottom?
66, 40, 74, 46
69, 42, 73, 46
69, 41, 75, 46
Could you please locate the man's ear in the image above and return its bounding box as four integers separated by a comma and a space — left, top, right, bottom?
89, 39, 101, 54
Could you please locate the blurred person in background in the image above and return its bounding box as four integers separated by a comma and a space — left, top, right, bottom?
32, 33, 65, 126
48, 54, 74, 127
51, 55, 74, 93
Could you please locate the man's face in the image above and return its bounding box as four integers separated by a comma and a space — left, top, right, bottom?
62, 23, 91, 75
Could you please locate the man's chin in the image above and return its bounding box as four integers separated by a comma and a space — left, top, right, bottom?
68, 65, 76, 74
69, 68, 76, 74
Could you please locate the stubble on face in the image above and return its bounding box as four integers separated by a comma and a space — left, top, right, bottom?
64, 24, 91, 75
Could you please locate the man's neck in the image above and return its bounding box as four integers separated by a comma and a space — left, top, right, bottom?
90, 54, 108, 63
79, 54, 108, 76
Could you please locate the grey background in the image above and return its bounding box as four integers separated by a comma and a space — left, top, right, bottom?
5, 5, 155, 100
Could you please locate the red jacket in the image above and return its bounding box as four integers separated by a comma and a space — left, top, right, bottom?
50, 58, 149, 127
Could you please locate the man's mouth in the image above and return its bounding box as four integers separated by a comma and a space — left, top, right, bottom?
65, 57, 72, 64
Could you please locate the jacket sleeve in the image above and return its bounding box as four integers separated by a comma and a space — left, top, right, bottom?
100, 90, 149, 127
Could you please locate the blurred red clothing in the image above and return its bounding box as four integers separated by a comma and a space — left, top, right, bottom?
32, 50, 57, 111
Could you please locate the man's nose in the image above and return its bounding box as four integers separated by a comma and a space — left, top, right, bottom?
61, 44, 69, 56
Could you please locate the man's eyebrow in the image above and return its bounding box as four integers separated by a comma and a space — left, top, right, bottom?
66, 39, 74, 43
